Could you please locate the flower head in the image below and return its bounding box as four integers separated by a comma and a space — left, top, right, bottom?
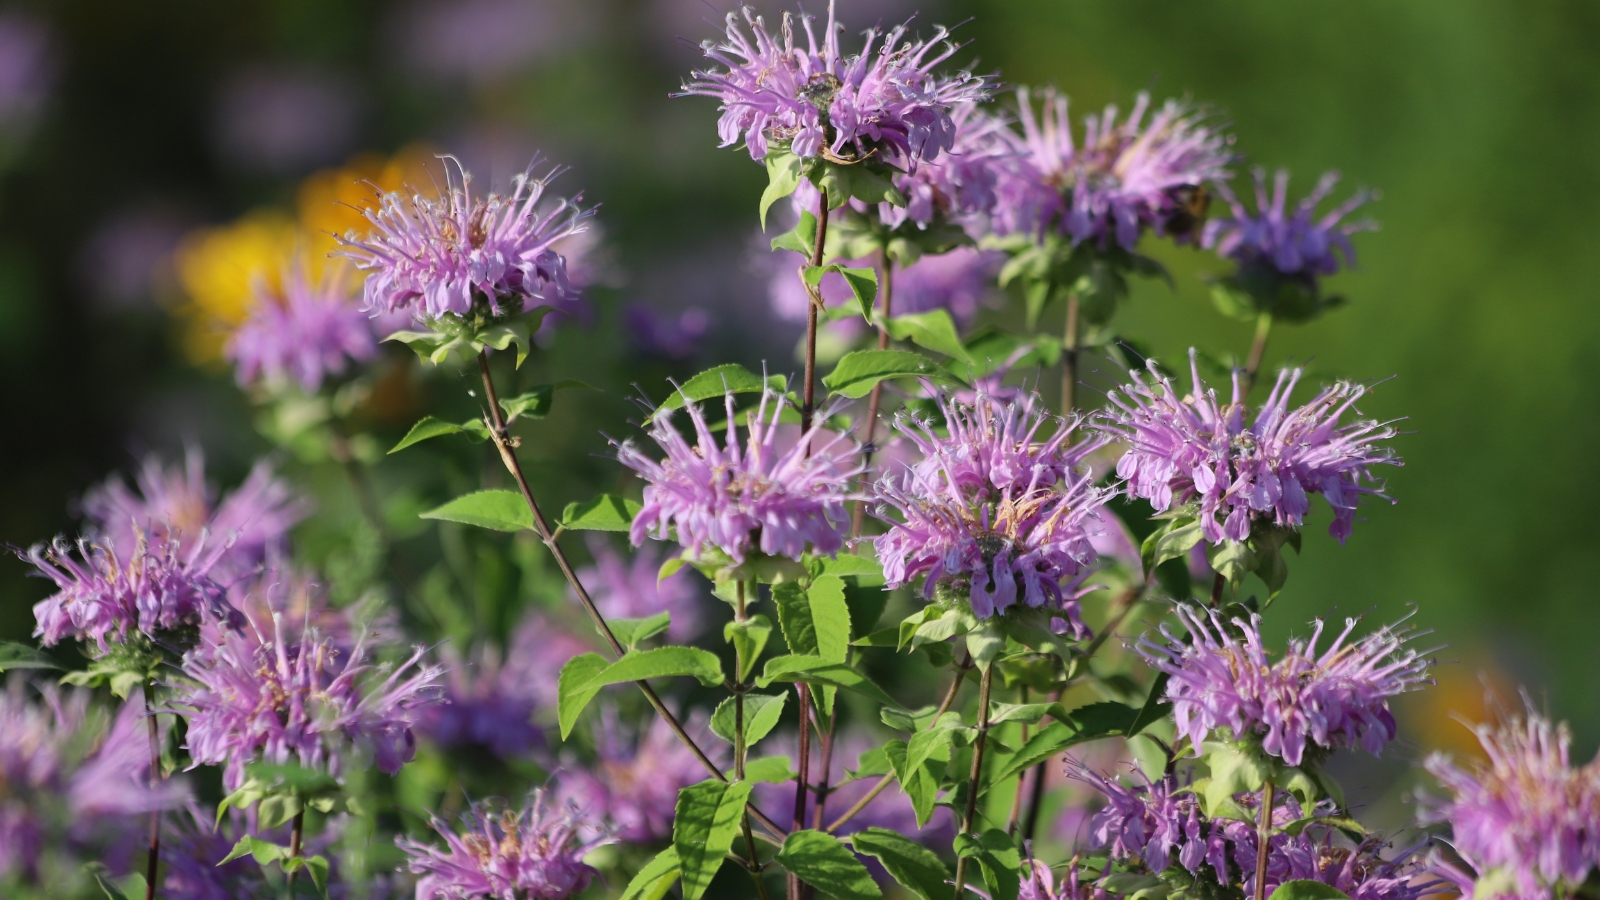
995, 87, 1234, 249
1204, 169, 1376, 280
1138, 605, 1433, 767
871, 390, 1111, 628
1098, 350, 1401, 544
174, 614, 442, 790
617, 388, 861, 565
1421, 701, 1600, 899
555, 712, 719, 843
337, 155, 591, 321
679, 2, 993, 169
226, 261, 378, 392
401, 790, 610, 900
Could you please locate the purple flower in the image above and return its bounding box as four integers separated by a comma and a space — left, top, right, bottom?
0, 12, 53, 141
1204, 169, 1376, 279
679, 2, 993, 169
555, 712, 718, 843
400, 790, 610, 900
753, 733, 952, 845
1097, 350, 1401, 544
337, 156, 591, 321
622, 304, 709, 360
994, 86, 1234, 249
174, 614, 443, 791
211, 64, 359, 175
1137, 605, 1433, 767
416, 643, 543, 759
578, 537, 705, 642
766, 244, 1001, 336
617, 389, 861, 565
871, 389, 1111, 627
25, 534, 236, 652
226, 263, 378, 392
1019, 857, 1107, 900
502, 612, 598, 710
161, 805, 272, 900
1420, 701, 1600, 899
81, 449, 307, 581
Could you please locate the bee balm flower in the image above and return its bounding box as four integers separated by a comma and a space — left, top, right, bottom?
400, 791, 609, 900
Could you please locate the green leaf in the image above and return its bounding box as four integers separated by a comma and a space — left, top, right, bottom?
1143, 517, 1205, 571
772, 210, 818, 254
1266, 881, 1353, 900
986, 701, 1065, 726
744, 755, 794, 783
1202, 741, 1278, 813
777, 830, 882, 900
498, 386, 553, 421
991, 703, 1142, 784
884, 309, 973, 362
220, 834, 289, 865
883, 740, 939, 826
802, 264, 879, 320
610, 612, 672, 650
560, 647, 726, 739
420, 490, 531, 532
1208, 539, 1257, 588
621, 847, 682, 900
243, 761, 341, 797
87, 864, 146, 900
903, 724, 957, 782
711, 691, 788, 747
389, 416, 482, 454
822, 349, 964, 399
560, 494, 642, 532
478, 320, 533, 368
1127, 672, 1172, 737
0, 642, 60, 671
850, 828, 951, 900
852, 627, 898, 648
972, 829, 1022, 900
761, 149, 804, 230
673, 780, 754, 900
757, 655, 902, 709
774, 576, 851, 662
557, 652, 610, 739
724, 614, 774, 681
655, 364, 787, 417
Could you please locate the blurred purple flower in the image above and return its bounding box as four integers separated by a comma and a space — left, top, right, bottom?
337, 156, 591, 322
0, 12, 52, 139
1138, 604, 1433, 768
212, 65, 359, 175
81, 449, 307, 581
883, 102, 1014, 229
578, 537, 705, 642
1204, 169, 1376, 279
227, 263, 378, 392
1096, 350, 1401, 544
400, 790, 610, 900
1019, 857, 1107, 900
994, 86, 1234, 248
555, 712, 718, 843
1420, 700, 1600, 900
766, 244, 1001, 332
391, 0, 581, 85
679, 2, 993, 168
623, 304, 710, 360
161, 805, 269, 900
617, 388, 861, 565
871, 389, 1110, 627
503, 611, 597, 710
80, 204, 192, 310
175, 614, 443, 791
417, 640, 543, 759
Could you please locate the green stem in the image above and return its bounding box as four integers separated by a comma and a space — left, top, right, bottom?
952, 664, 996, 900
284, 809, 304, 899
734, 581, 770, 900
1061, 294, 1081, 416
143, 681, 162, 900
1243, 312, 1273, 395
799, 187, 831, 436
850, 251, 894, 539
1253, 780, 1275, 900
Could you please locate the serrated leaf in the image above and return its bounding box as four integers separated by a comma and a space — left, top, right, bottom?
557, 652, 610, 739
986, 701, 1066, 726
991, 702, 1142, 784
757, 655, 901, 709
744, 755, 793, 783
560, 647, 725, 739
777, 830, 882, 900
560, 494, 642, 532
773, 577, 851, 662
1267, 881, 1353, 900
674, 780, 754, 900
711, 692, 788, 747
610, 612, 672, 650
724, 614, 773, 681
655, 364, 787, 417
850, 828, 951, 900
884, 309, 973, 362
773, 210, 818, 254
761, 150, 804, 230
803, 264, 879, 320
420, 490, 531, 532
478, 320, 533, 368
220, 834, 289, 865
821, 349, 964, 399
621, 847, 682, 900
1127, 673, 1172, 737
0, 642, 60, 671
971, 829, 1022, 900
389, 416, 476, 454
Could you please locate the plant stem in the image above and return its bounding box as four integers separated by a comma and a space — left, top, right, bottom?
734, 582, 770, 900
285, 809, 304, 899
789, 682, 812, 900
1243, 312, 1273, 395
811, 701, 839, 830
1211, 572, 1226, 608
1061, 294, 1081, 416
952, 664, 996, 900
825, 654, 971, 834
142, 682, 161, 900
1020, 740, 1051, 842
1006, 686, 1030, 836
473, 349, 786, 840
1253, 780, 1275, 900
799, 188, 831, 436
851, 251, 895, 538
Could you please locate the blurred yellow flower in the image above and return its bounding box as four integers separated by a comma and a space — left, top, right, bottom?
297, 144, 437, 257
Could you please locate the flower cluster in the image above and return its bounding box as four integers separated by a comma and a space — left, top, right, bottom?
1138, 604, 1433, 767
226, 262, 378, 392
994, 86, 1234, 248
175, 614, 442, 790
872, 389, 1110, 628
881, 101, 1015, 229
618, 388, 860, 565
680, 3, 993, 169
337, 156, 591, 321
1421, 702, 1600, 899
400, 791, 610, 900
1204, 168, 1376, 280
1019, 857, 1107, 900
1097, 350, 1401, 544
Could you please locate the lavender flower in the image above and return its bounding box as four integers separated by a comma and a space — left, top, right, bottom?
767, 244, 1002, 335
1097, 350, 1401, 544
25, 534, 236, 652
417, 640, 544, 760
1204, 169, 1376, 280
1019, 858, 1106, 900
0, 12, 53, 142
1137, 605, 1433, 767
623, 304, 709, 359
175, 614, 442, 791
994, 86, 1234, 248
679, 2, 992, 169
1420, 701, 1600, 899
161, 805, 272, 900
754, 733, 953, 844
81, 449, 307, 580
871, 389, 1111, 627
226, 262, 378, 392
400, 790, 609, 900
555, 713, 718, 843
502, 612, 598, 710
617, 388, 861, 565
578, 537, 705, 642
337, 156, 591, 321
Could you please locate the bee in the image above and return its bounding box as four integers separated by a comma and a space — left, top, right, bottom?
1164, 183, 1211, 241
